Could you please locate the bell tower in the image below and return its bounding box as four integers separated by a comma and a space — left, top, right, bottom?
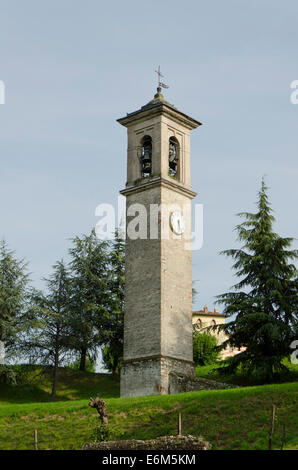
118, 87, 201, 397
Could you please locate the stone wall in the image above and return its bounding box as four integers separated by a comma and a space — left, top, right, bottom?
121, 356, 196, 397
168, 371, 238, 394
83, 435, 210, 450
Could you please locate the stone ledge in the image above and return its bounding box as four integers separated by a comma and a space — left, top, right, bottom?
169, 371, 238, 394
83, 434, 210, 450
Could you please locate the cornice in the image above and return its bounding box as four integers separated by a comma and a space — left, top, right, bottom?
120, 176, 197, 200
117, 102, 202, 130
123, 354, 195, 367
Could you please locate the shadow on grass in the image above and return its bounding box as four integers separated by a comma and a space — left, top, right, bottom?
0, 364, 120, 404
196, 359, 298, 387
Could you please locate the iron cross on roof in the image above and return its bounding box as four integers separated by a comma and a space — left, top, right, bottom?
155, 66, 169, 89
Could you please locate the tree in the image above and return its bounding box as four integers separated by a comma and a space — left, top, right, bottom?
0, 240, 29, 363
193, 329, 219, 366
23, 260, 73, 401
216, 179, 298, 381
192, 280, 199, 308
101, 229, 125, 375
68, 230, 110, 371
67, 355, 96, 373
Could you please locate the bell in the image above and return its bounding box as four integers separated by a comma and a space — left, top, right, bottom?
143, 149, 151, 162
169, 161, 177, 171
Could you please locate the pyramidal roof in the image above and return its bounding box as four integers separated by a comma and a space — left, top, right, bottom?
140, 87, 178, 111
118, 87, 202, 129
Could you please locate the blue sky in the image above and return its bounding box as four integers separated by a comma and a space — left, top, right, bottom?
0, 0, 297, 317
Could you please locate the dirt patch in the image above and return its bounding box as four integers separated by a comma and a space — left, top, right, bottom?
114, 411, 128, 419
37, 414, 65, 421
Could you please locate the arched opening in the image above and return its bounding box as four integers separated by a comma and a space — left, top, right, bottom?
140, 136, 152, 178
169, 137, 179, 178
196, 318, 202, 328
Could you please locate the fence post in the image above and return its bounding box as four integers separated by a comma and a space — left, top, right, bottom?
177, 412, 182, 436
268, 404, 276, 450
34, 429, 38, 450
280, 423, 286, 450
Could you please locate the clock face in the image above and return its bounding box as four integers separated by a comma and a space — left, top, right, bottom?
170, 211, 185, 235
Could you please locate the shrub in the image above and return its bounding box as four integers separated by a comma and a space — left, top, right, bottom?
91, 423, 110, 443
193, 331, 219, 366
66, 356, 96, 373
0, 365, 17, 385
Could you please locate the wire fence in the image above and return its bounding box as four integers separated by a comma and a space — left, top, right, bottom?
1, 410, 188, 450
1, 404, 289, 450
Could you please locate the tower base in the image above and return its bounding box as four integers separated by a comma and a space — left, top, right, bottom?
120, 355, 195, 398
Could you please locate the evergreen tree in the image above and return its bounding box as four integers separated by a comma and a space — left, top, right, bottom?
216, 179, 298, 381
101, 229, 125, 374
0, 240, 29, 361
192, 280, 199, 307
23, 260, 73, 400
68, 230, 110, 371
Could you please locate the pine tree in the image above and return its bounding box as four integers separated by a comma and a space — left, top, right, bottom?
216, 179, 298, 381
24, 260, 73, 400
68, 230, 110, 371
102, 229, 125, 374
0, 240, 29, 362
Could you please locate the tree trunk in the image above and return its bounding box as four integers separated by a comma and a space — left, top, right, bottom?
79, 348, 87, 371
113, 357, 119, 375
51, 347, 59, 401
0, 341, 5, 365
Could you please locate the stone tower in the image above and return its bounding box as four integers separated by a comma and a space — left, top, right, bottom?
118, 87, 201, 397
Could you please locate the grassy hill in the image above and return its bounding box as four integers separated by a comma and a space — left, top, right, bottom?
196, 359, 298, 386
0, 365, 119, 405
0, 365, 297, 451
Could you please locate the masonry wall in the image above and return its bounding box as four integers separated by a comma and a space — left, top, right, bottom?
121, 359, 162, 397
123, 185, 162, 361
160, 185, 193, 363
121, 356, 195, 397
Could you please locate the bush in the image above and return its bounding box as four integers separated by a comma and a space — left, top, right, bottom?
66, 357, 96, 373
102, 345, 122, 375
0, 365, 17, 385
91, 424, 110, 443
193, 331, 219, 366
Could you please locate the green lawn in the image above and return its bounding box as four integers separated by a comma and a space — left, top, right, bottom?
196, 359, 298, 387
0, 374, 297, 450
0, 365, 120, 405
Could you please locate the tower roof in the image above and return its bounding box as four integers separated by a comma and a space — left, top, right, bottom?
117, 87, 202, 130
192, 306, 225, 318
141, 86, 177, 111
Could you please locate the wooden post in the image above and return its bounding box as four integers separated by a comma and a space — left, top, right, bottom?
177, 412, 182, 436
268, 404, 276, 450
34, 429, 38, 450
280, 423, 286, 450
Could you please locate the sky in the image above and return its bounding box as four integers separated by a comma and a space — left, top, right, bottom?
0, 1, 297, 363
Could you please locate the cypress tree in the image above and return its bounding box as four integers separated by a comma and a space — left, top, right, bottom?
216, 179, 298, 381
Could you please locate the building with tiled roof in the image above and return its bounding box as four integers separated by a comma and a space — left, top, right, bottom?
192, 306, 246, 359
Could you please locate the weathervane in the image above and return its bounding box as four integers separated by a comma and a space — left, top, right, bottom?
155, 65, 169, 89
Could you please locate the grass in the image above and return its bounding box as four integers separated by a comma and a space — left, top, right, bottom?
0, 364, 297, 450
0, 367, 297, 450
0, 364, 120, 405
196, 359, 298, 387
